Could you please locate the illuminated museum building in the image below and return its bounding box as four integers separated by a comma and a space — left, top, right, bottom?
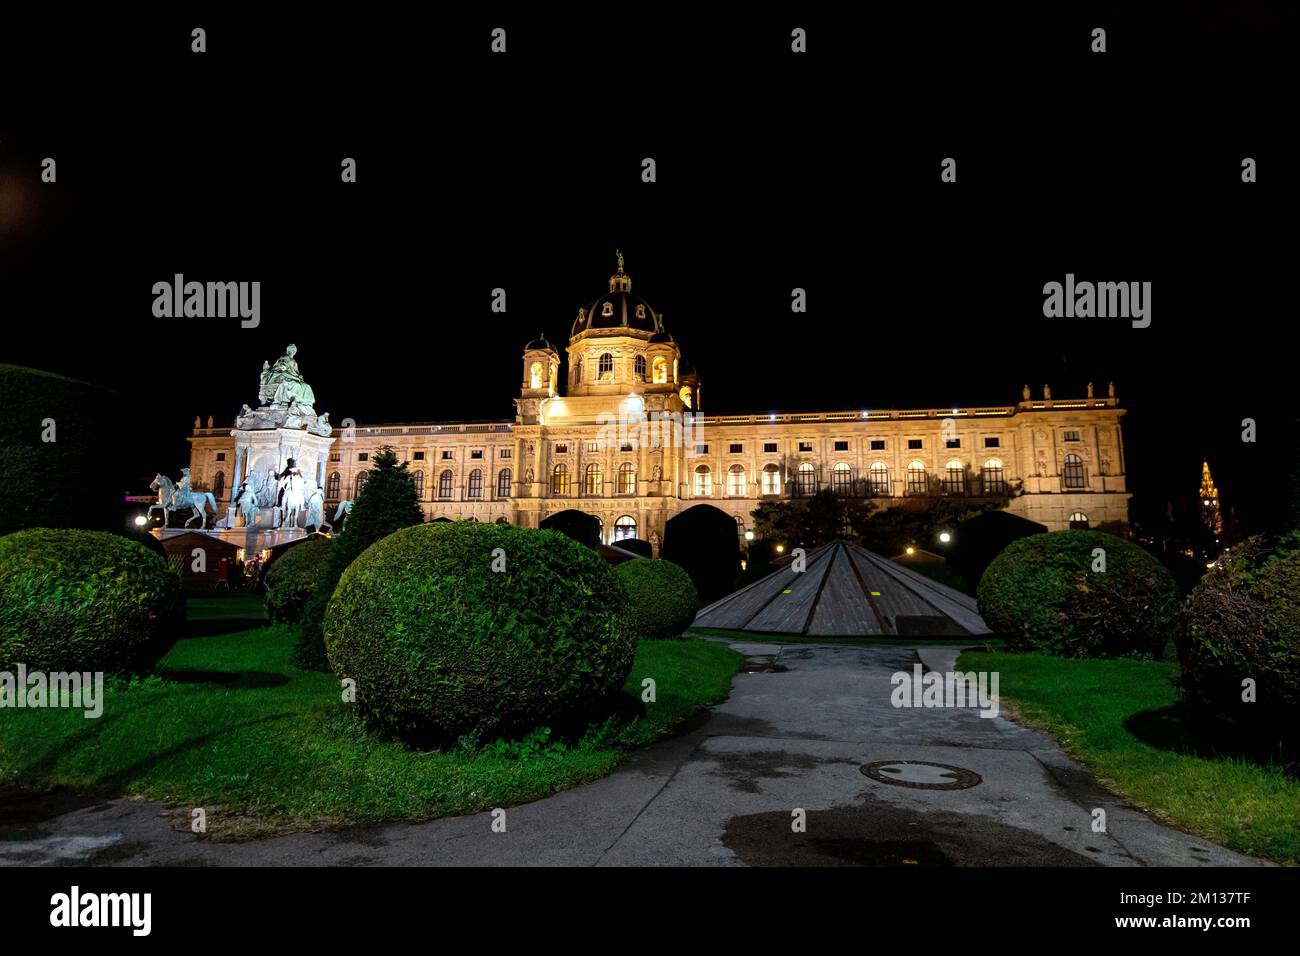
186, 256, 1131, 544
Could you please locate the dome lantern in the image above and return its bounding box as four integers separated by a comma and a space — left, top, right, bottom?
609, 249, 632, 293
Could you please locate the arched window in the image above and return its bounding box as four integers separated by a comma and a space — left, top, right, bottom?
614, 515, 637, 541
634, 355, 647, 381
1063, 453, 1085, 489
412, 469, 425, 499
652, 356, 668, 384
982, 459, 1005, 495
944, 459, 966, 495
761, 463, 781, 495
467, 469, 483, 498
1069, 511, 1090, 529
355, 470, 369, 498
602, 301, 614, 317
869, 461, 890, 497
529, 361, 544, 389
213, 471, 225, 501
598, 353, 614, 380
727, 464, 746, 496
497, 468, 512, 498
585, 462, 603, 496
831, 462, 852, 495
438, 470, 453, 498
693, 465, 712, 496
326, 472, 341, 499
679, 386, 693, 409
907, 460, 927, 495
552, 463, 569, 495
796, 462, 817, 497
618, 462, 636, 495
635, 304, 646, 320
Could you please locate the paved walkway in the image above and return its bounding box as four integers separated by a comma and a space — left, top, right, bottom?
0, 643, 1263, 866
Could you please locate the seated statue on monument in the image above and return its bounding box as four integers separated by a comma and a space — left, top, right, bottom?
238, 344, 331, 436
260, 344, 317, 414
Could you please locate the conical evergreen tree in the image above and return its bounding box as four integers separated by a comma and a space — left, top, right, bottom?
294, 447, 424, 670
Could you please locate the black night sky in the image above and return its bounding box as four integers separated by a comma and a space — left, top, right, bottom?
1, 7, 1292, 536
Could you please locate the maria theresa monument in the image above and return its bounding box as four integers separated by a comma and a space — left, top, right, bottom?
178, 254, 1131, 547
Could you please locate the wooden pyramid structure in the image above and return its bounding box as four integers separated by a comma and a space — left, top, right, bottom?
692, 540, 992, 638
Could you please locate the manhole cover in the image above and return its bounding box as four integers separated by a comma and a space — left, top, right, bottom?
860, 760, 982, 790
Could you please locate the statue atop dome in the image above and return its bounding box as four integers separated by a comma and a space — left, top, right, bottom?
609, 249, 632, 293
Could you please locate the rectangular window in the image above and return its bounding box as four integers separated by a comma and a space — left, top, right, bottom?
798, 441, 813, 452
500, 448, 512, 458
946, 438, 961, 449
695, 444, 709, 455
441, 450, 454, 460
620, 442, 634, 452
555, 444, 568, 454
984, 436, 1000, 448
763, 442, 778, 453
215, 452, 226, 462
586, 442, 599, 453
870, 439, 885, 450
1064, 431, 1081, 442
908, 439, 923, 450
413, 451, 425, 460
729, 443, 743, 454
358, 453, 369, 462
834, 440, 849, 452
471, 450, 484, 459
330, 453, 340, 462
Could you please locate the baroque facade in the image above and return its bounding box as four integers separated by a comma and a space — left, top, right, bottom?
186, 255, 1131, 544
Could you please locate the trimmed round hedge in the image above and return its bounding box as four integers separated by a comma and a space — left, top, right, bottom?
614, 557, 699, 640
1178, 534, 1300, 724
0, 528, 185, 674
977, 530, 1180, 658
324, 522, 635, 742
265, 537, 332, 624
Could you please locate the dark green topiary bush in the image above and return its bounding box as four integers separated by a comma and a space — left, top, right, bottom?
1178, 533, 1300, 728
615, 557, 699, 640
977, 530, 1180, 658
296, 447, 424, 670
324, 522, 636, 743
0, 528, 184, 674
662, 504, 742, 604
264, 537, 332, 624
0, 366, 123, 536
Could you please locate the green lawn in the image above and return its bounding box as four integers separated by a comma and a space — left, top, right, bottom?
959, 649, 1300, 865
0, 596, 741, 838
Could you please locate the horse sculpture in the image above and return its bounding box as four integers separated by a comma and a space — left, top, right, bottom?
149, 473, 220, 529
